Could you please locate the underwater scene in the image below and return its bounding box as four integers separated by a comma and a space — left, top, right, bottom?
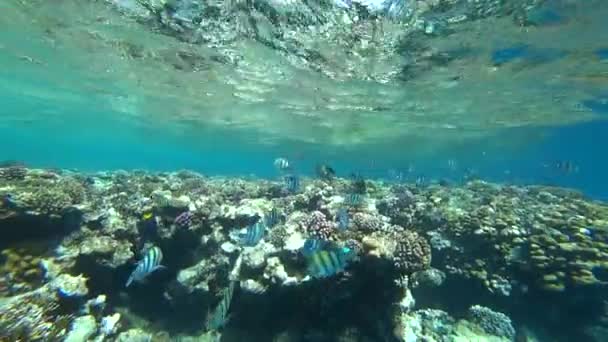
2, 0, 608, 341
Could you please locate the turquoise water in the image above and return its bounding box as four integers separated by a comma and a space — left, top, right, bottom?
2, 0, 608, 341
2, 0, 607, 194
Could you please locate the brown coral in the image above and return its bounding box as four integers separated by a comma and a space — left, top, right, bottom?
300, 211, 336, 241
0, 166, 27, 181
0, 247, 43, 295
351, 212, 387, 232
0, 285, 73, 340
393, 229, 432, 274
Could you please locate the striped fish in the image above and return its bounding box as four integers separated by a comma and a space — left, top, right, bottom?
344, 193, 364, 207
336, 208, 349, 231
264, 207, 281, 228
301, 238, 325, 257
274, 157, 290, 171
126, 246, 165, 287
206, 281, 237, 331
239, 221, 265, 246
307, 247, 354, 278
284, 174, 300, 192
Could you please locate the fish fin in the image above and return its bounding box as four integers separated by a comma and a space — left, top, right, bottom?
125, 274, 134, 287
151, 265, 167, 273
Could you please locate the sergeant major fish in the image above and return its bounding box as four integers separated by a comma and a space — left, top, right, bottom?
284, 174, 300, 193
239, 221, 265, 246
125, 246, 165, 287
301, 238, 325, 257
264, 207, 281, 228
206, 281, 237, 331
274, 157, 291, 171
307, 247, 355, 278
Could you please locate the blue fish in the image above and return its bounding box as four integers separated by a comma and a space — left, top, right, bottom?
301, 238, 325, 257
307, 247, 354, 278
126, 246, 165, 287
264, 208, 281, 228
239, 221, 265, 246
284, 174, 300, 193
337, 208, 349, 231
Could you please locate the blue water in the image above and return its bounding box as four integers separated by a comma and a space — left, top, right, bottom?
3, 100, 607, 200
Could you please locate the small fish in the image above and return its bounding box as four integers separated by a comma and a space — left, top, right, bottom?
387, 169, 404, 183
552, 161, 579, 174
336, 208, 349, 231
206, 281, 237, 331
344, 193, 364, 207
307, 247, 354, 278
447, 159, 457, 171
264, 208, 281, 228
284, 174, 300, 193
415, 175, 427, 187
274, 158, 291, 171
239, 221, 265, 246
316, 164, 336, 181
301, 238, 325, 257
126, 246, 165, 287
174, 211, 193, 228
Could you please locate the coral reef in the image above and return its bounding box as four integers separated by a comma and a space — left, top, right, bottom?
1, 168, 608, 340
300, 210, 337, 241
0, 166, 26, 181
0, 247, 44, 295
468, 305, 516, 340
